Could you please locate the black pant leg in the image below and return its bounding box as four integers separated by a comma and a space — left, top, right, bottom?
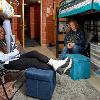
4, 58, 51, 70
20, 51, 50, 63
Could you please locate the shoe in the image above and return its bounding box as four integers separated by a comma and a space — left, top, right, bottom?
56, 67, 65, 75
56, 58, 71, 75
48, 57, 69, 71
63, 58, 72, 74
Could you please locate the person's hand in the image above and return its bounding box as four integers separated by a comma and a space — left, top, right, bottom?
15, 40, 24, 52
13, 48, 19, 54
67, 42, 75, 49
1, 45, 8, 53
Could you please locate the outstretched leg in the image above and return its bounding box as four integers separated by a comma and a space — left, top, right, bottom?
4, 58, 51, 70
20, 51, 50, 63
20, 51, 72, 74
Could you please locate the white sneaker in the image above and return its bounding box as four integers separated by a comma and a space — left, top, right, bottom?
63, 58, 72, 74
48, 57, 69, 70
56, 58, 71, 75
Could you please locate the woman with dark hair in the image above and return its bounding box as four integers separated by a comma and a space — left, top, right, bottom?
0, 26, 72, 75
59, 19, 86, 59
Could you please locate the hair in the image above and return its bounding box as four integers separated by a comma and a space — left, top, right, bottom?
68, 19, 80, 30
0, 26, 7, 53
0, 26, 5, 39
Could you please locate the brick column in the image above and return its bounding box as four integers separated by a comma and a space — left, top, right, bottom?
41, 0, 47, 46
11, 3, 18, 37
41, 0, 55, 46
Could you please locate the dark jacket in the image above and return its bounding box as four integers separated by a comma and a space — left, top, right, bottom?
64, 29, 86, 46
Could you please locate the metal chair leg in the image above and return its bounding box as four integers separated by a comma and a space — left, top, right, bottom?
0, 70, 25, 100
0, 77, 10, 100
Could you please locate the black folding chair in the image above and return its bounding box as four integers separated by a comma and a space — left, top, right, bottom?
0, 63, 10, 100
0, 63, 25, 100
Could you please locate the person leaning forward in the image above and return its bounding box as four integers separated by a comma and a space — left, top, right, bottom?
59, 19, 86, 60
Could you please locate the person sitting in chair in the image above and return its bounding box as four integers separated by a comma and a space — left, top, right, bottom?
59, 19, 86, 59
0, 26, 72, 75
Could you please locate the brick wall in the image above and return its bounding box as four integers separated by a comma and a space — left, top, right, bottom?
11, 0, 61, 46
11, 0, 19, 39
41, 0, 55, 46
41, 0, 62, 46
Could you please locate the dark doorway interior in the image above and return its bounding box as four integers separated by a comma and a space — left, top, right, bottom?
24, 2, 40, 47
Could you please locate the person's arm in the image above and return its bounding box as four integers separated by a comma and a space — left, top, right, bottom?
64, 32, 70, 46
0, 49, 19, 62
75, 30, 85, 45
3, 19, 16, 52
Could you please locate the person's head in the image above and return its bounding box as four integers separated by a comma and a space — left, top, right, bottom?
68, 20, 80, 31
0, 26, 5, 40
